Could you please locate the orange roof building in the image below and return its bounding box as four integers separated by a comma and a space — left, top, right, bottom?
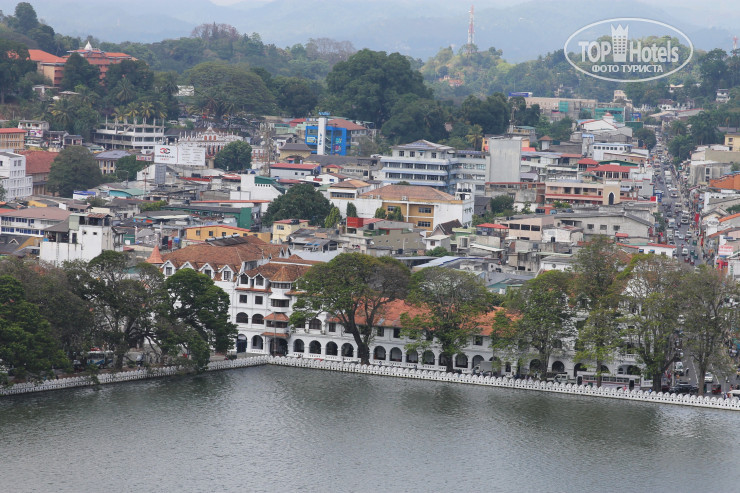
27, 49, 66, 87
65, 41, 135, 81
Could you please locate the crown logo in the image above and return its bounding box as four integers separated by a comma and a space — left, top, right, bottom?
611, 24, 628, 62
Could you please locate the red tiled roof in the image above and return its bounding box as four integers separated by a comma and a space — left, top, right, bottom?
271, 162, 320, 170
265, 313, 290, 322
476, 223, 508, 229
647, 243, 676, 249
146, 244, 164, 264
592, 164, 633, 173
539, 135, 553, 141
19, 150, 55, 174
0, 128, 25, 134
27, 49, 66, 64
328, 118, 367, 131
719, 212, 740, 223
360, 184, 456, 202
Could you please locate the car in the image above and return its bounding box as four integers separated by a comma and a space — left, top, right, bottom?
685, 231, 692, 239
674, 361, 684, 376
676, 233, 684, 240
704, 372, 714, 383
682, 248, 689, 256
669, 383, 699, 394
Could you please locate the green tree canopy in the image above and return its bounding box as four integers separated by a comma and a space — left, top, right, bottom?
459, 93, 509, 134
381, 95, 448, 144
346, 202, 358, 218
490, 195, 514, 215
0, 275, 69, 381
0, 38, 35, 104
114, 154, 147, 181
325, 49, 431, 125
633, 127, 657, 150
48, 146, 104, 197
324, 206, 341, 228
214, 141, 253, 172
291, 253, 410, 364
262, 183, 332, 226
272, 76, 319, 116
60, 53, 100, 91
401, 268, 495, 372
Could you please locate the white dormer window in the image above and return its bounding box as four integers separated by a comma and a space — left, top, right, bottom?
222, 270, 232, 281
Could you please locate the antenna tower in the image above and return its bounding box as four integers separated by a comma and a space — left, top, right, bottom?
467, 5, 475, 55
733, 35, 738, 52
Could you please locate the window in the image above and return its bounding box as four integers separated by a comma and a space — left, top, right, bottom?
393, 328, 401, 339
328, 322, 337, 333
417, 221, 431, 228
431, 152, 437, 158
409, 151, 415, 157
600, 225, 607, 231
387, 206, 396, 211
587, 224, 594, 230
222, 271, 231, 281
208, 231, 214, 237
196, 230, 201, 236
377, 327, 385, 337
203, 269, 212, 278
239, 294, 248, 303
255, 296, 263, 305
613, 225, 620, 231
236, 312, 248, 323
418, 207, 432, 214
165, 267, 173, 276
399, 150, 404, 157
255, 276, 264, 286
271, 299, 289, 308
474, 336, 483, 346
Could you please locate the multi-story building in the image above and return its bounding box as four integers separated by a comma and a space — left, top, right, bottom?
0, 128, 26, 152
0, 207, 71, 236
65, 42, 135, 80
303, 118, 370, 156
94, 150, 131, 175
17, 120, 50, 147
545, 179, 623, 205
39, 213, 123, 266
269, 162, 321, 181
169, 126, 244, 158
27, 49, 66, 87
325, 179, 374, 216
92, 119, 166, 152
0, 151, 33, 201
380, 140, 456, 191
355, 184, 474, 232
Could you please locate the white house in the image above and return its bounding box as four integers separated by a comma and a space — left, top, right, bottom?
0, 151, 33, 201
39, 213, 124, 265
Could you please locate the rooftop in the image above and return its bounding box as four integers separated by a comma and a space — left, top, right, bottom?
360, 184, 457, 202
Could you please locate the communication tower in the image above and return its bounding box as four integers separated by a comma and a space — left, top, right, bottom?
467, 5, 475, 55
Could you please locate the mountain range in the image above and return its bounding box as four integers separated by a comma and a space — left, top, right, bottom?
3, 0, 739, 62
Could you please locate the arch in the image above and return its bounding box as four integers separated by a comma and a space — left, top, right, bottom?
455, 353, 469, 368
309, 340, 321, 354
529, 359, 542, 374
626, 365, 641, 375
236, 312, 249, 324
309, 318, 322, 331
574, 362, 587, 377
373, 346, 386, 360
271, 338, 288, 356
325, 341, 338, 356
439, 354, 449, 367
252, 314, 264, 325
600, 365, 610, 374
293, 339, 305, 353
236, 334, 247, 353
472, 355, 484, 368
422, 350, 435, 365
406, 350, 419, 364
552, 361, 565, 373
608, 192, 615, 205
505, 362, 512, 373
341, 343, 354, 357
389, 347, 403, 362
251, 335, 263, 350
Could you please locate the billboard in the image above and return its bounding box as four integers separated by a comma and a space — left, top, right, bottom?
154, 145, 205, 166
719, 244, 734, 257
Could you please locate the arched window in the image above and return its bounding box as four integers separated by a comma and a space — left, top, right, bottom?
293, 339, 305, 353
406, 350, 419, 364
309, 340, 321, 354
341, 343, 354, 357
389, 347, 402, 362
252, 314, 264, 325
373, 346, 386, 360
236, 334, 247, 353
455, 353, 468, 368
600, 365, 610, 374
439, 354, 449, 367
325, 342, 338, 356
422, 351, 435, 365
236, 312, 249, 323
251, 335, 263, 350
552, 361, 565, 373
471, 355, 484, 368
308, 318, 322, 331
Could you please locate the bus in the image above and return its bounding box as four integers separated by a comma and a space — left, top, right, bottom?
578, 373, 643, 391
86, 349, 114, 368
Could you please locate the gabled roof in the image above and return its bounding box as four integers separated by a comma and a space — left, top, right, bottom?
393, 140, 453, 151
162, 239, 285, 273
328, 118, 367, 131
434, 219, 462, 235
0, 207, 71, 220
329, 179, 370, 189
27, 49, 66, 64
477, 223, 508, 229
19, 150, 55, 174
244, 259, 313, 282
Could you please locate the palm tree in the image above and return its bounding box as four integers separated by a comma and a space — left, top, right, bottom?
115, 78, 135, 104
124, 102, 139, 121
49, 98, 73, 131
139, 101, 155, 120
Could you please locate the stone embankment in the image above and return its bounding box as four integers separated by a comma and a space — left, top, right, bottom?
3, 355, 739, 412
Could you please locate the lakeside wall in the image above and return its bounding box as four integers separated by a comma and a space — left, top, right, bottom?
3, 355, 739, 412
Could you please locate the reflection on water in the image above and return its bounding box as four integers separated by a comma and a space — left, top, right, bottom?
2, 366, 739, 492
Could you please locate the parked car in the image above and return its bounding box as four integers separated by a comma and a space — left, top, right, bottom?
669, 383, 699, 394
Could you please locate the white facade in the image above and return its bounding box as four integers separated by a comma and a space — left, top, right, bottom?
230, 173, 283, 202
39, 214, 123, 266
353, 194, 474, 229
591, 143, 633, 161
0, 151, 33, 201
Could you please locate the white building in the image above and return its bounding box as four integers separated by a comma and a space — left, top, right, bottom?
0, 151, 33, 201
39, 213, 124, 266
92, 118, 166, 152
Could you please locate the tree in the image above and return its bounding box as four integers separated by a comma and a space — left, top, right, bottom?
114, 154, 146, 182
426, 246, 450, 257
490, 195, 514, 215
48, 146, 103, 197
324, 206, 341, 228
680, 266, 737, 395
272, 76, 319, 117
374, 207, 387, 219
459, 93, 509, 134
164, 268, 236, 357
187, 61, 275, 118
0, 39, 35, 104
262, 183, 332, 226
668, 134, 694, 164
0, 258, 93, 361
401, 268, 495, 372
621, 254, 683, 392
214, 141, 253, 172
291, 253, 410, 365
12, 2, 39, 32
325, 49, 431, 125
381, 95, 448, 144
0, 275, 69, 382
386, 207, 404, 222
346, 202, 358, 218
634, 127, 657, 150
507, 270, 574, 380
60, 53, 100, 91
65, 253, 166, 370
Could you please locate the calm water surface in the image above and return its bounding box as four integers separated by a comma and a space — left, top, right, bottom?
2, 365, 740, 492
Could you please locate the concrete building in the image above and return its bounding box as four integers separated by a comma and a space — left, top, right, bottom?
27, 49, 66, 87
355, 184, 474, 232
39, 213, 123, 266
497, 215, 555, 242
17, 120, 50, 147
0, 207, 71, 236
325, 179, 374, 216
554, 211, 652, 241
92, 119, 166, 152
65, 42, 135, 80
380, 140, 455, 191
0, 128, 26, 152
0, 151, 33, 201
94, 150, 131, 175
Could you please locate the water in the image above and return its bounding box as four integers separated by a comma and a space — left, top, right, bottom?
2, 365, 740, 492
